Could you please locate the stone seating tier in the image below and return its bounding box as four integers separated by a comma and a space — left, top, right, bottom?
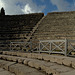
31, 11, 75, 41
0, 13, 44, 50
0, 51, 75, 75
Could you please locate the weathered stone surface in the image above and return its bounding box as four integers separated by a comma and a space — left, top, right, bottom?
43, 55, 55, 63
60, 70, 75, 75
27, 53, 32, 58
0, 55, 3, 58
9, 63, 45, 75
0, 60, 15, 70
0, 59, 45, 75
0, 68, 15, 75
0, 13, 44, 50
37, 54, 43, 60
5, 52, 12, 55
42, 55, 51, 61
31, 53, 38, 59
62, 58, 72, 67
33, 61, 41, 69
1, 51, 75, 75
0, 68, 4, 71
71, 60, 75, 69
0, 55, 19, 62
0, 60, 8, 68
5, 56, 13, 61
23, 57, 74, 75
31, 11, 75, 49
3, 62, 16, 70
45, 67, 56, 75
28, 61, 34, 68
23, 58, 33, 65
3, 51, 8, 55
11, 52, 17, 56
16, 52, 22, 57
20, 53, 28, 57
18, 57, 26, 63
54, 56, 65, 64
10, 56, 20, 62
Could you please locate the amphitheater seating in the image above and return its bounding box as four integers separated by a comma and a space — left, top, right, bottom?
31, 11, 75, 41
0, 51, 75, 75
0, 13, 44, 50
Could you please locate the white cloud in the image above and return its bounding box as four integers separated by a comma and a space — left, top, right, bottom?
22, 2, 45, 14
50, 0, 75, 12
0, 0, 5, 8
0, 0, 45, 15
22, 4, 32, 14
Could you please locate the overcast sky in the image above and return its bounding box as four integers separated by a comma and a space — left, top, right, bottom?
0, 0, 75, 15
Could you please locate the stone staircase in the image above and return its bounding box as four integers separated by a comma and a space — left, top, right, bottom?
0, 51, 75, 75
31, 11, 75, 41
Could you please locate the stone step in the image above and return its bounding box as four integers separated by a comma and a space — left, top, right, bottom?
0, 28, 33, 31
0, 31, 30, 34
46, 16, 75, 19
39, 19, 75, 25
0, 54, 75, 75
2, 51, 75, 69
0, 27, 33, 30
0, 40, 27, 44
32, 35, 75, 39
0, 37, 27, 40
0, 34, 26, 37
41, 17, 75, 21
0, 60, 45, 75
34, 30, 75, 34
34, 33, 75, 36
36, 29, 75, 32
47, 12, 75, 18
32, 12, 75, 41
36, 26, 75, 30
0, 36, 27, 40
0, 68, 15, 75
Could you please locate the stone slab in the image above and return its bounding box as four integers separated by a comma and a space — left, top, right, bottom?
31, 53, 38, 59
23, 58, 33, 65
37, 54, 43, 60
9, 63, 45, 75
61, 70, 75, 75
0, 70, 15, 75
18, 57, 26, 63
0, 60, 16, 70
62, 57, 74, 67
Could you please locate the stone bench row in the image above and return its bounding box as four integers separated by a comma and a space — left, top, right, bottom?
1, 51, 75, 69
0, 59, 44, 75
0, 54, 75, 75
